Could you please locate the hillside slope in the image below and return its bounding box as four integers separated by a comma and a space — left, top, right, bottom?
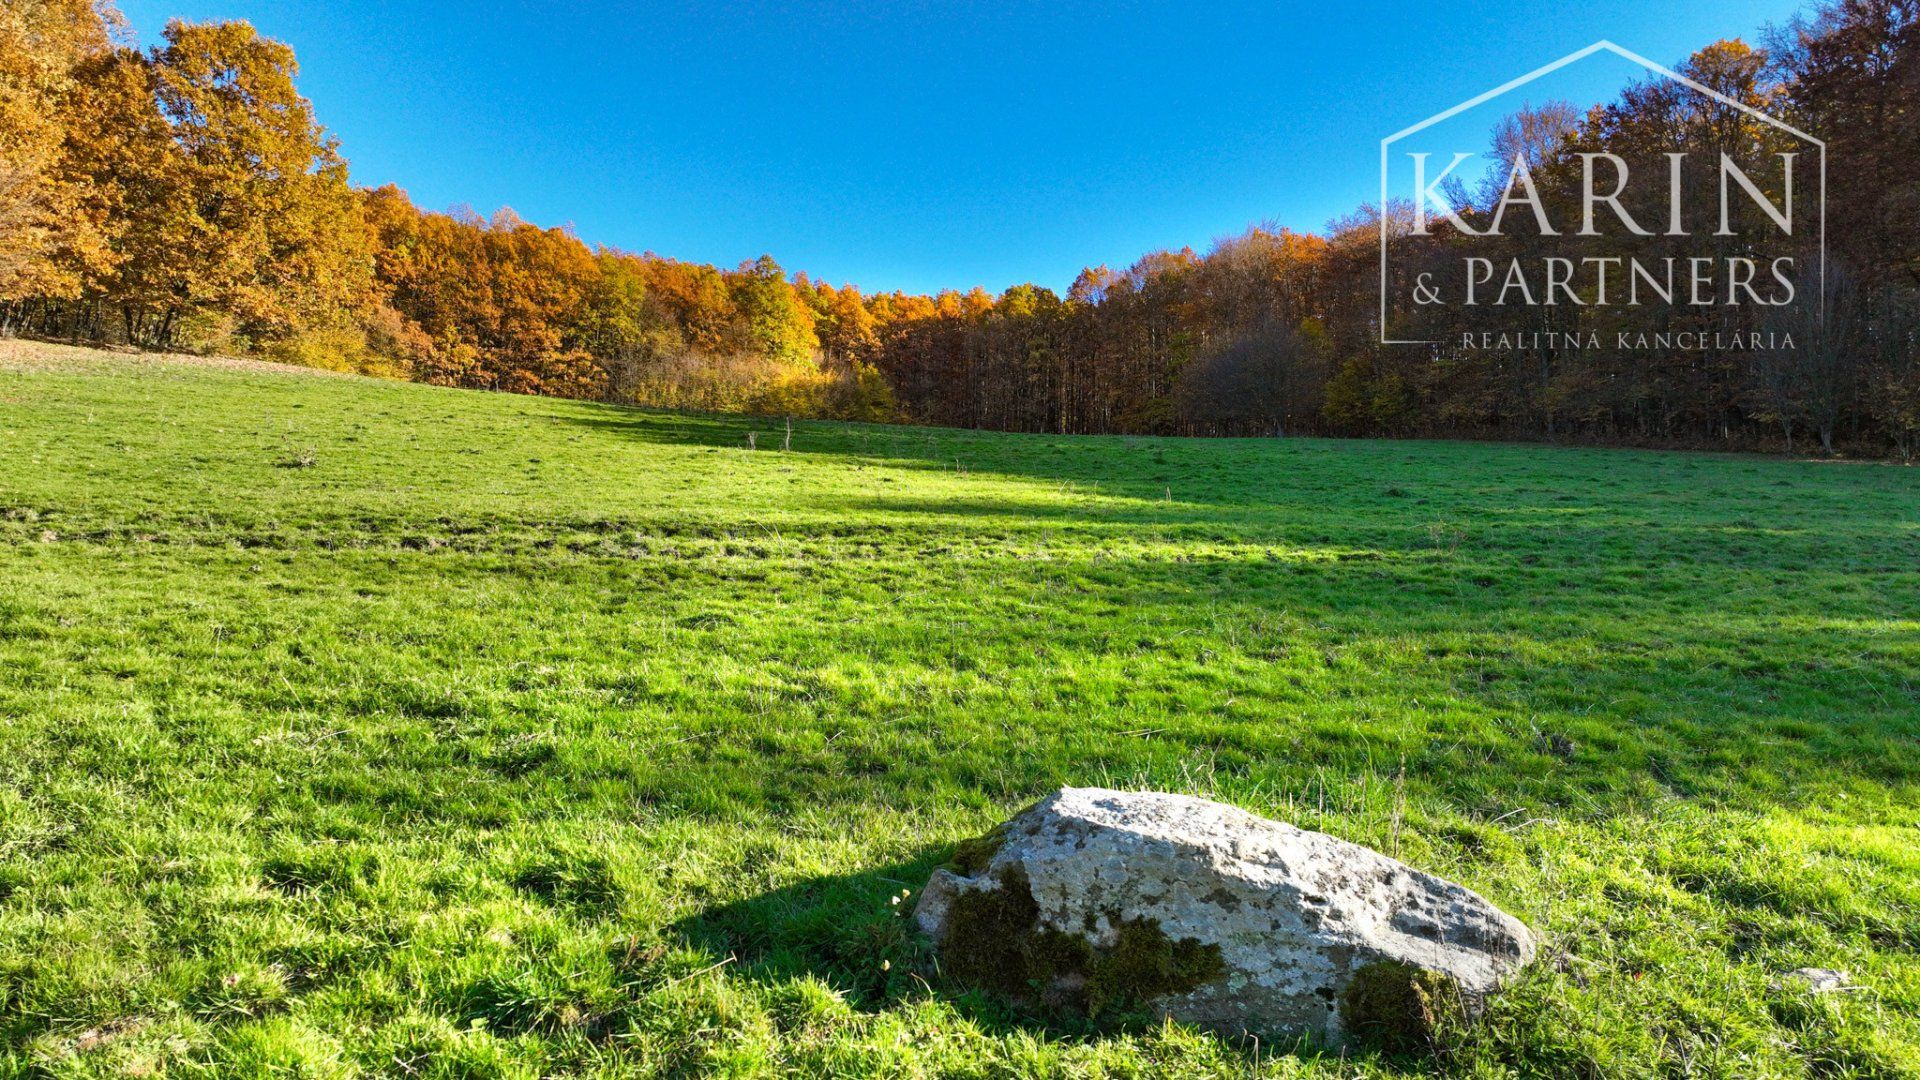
2, 341, 1917, 1077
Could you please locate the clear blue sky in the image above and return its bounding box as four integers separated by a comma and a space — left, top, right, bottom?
116, 0, 1809, 295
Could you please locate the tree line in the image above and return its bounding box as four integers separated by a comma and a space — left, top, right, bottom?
2, 0, 1915, 455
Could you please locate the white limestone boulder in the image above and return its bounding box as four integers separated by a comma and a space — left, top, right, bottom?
916, 787, 1535, 1048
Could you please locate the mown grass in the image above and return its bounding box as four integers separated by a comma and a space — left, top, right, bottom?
0, 339, 1916, 1078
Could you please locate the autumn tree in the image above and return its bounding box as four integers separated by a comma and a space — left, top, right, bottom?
1178, 319, 1329, 436
1773, 0, 1920, 288
802, 277, 877, 366
582, 251, 683, 400
1864, 285, 1920, 459
0, 0, 116, 313
727, 255, 816, 365
125, 21, 372, 349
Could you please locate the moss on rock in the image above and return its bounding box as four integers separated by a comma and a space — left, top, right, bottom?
937, 865, 1224, 1019
1085, 918, 1226, 1016
942, 801, 1048, 876
1339, 959, 1460, 1054
946, 827, 1008, 876
937, 865, 1062, 995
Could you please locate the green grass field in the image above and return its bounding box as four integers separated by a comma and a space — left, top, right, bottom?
1, 340, 1917, 1078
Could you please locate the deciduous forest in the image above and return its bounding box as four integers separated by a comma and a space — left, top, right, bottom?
2, 0, 1916, 454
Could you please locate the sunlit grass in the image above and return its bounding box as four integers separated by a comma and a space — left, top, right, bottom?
1, 341, 1916, 1078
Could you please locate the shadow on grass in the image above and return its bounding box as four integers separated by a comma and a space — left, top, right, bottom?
551, 408, 1243, 508
669, 847, 949, 1016
669, 844, 1337, 1061
551, 401, 1920, 545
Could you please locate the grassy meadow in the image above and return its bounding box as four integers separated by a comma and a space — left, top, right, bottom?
1, 339, 1917, 1078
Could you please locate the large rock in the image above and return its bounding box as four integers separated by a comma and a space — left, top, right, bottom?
916, 787, 1535, 1048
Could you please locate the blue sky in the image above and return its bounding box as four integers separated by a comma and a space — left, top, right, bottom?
116, 0, 1809, 295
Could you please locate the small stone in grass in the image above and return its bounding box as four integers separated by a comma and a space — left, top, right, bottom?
1774, 967, 1850, 993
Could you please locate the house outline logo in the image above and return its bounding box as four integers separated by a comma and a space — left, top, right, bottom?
1377, 39, 1827, 346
